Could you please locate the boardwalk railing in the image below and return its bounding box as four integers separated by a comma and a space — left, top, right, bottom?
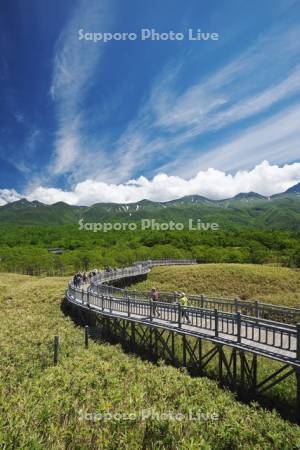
89, 261, 300, 324
133, 259, 197, 267
66, 260, 300, 421
91, 265, 150, 284
67, 282, 299, 365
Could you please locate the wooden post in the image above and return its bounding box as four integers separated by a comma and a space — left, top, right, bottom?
131, 322, 136, 350
109, 297, 112, 314
127, 298, 131, 317
182, 335, 187, 367
219, 345, 223, 384
106, 316, 110, 338
149, 327, 153, 357
53, 336, 59, 365
198, 338, 202, 374
150, 300, 153, 323
121, 320, 126, 343
178, 304, 182, 329
237, 312, 241, 343
200, 294, 204, 309
86, 291, 90, 308
235, 298, 239, 313
214, 309, 219, 338
252, 354, 257, 393
171, 331, 175, 365
240, 351, 245, 395
232, 349, 237, 389
254, 300, 259, 318
85, 325, 89, 349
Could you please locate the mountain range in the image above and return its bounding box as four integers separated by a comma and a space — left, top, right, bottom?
0, 182, 299, 230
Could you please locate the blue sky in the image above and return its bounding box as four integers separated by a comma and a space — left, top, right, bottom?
1, 0, 300, 205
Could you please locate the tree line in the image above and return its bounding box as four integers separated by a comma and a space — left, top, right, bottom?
0, 225, 299, 275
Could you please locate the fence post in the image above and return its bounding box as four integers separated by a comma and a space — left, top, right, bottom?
182, 335, 187, 367
214, 309, 219, 338
178, 303, 182, 329
85, 325, 89, 349
237, 312, 241, 343
53, 336, 59, 365
254, 300, 259, 318
128, 298, 131, 317
235, 298, 239, 313
150, 300, 153, 323
101, 295, 104, 311
201, 294, 204, 309
87, 290, 90, 308
131, 322, 136, 350
109, 297, 112, 314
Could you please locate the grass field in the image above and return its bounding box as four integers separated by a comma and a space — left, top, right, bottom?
133, 264, 300, 416
0, 272, 300, 449
134, 264, 300, 308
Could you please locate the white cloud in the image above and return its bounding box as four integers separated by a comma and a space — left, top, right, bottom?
0, 189, 22, 206
146, 25, 300, 141
52, 120, 81, 174
1, 161, 299, 206
166, 63, 300, 140
178, 103, 300, 175
50, 0, 113, 175
27, 187, 77, 205
86, 23, 300, 183
37, 14, 300, 188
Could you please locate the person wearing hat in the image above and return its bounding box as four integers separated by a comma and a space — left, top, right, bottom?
150, 287, 160, 317
179, 292, 191, 324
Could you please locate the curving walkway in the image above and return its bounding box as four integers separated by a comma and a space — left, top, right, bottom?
66, 261, 300, 367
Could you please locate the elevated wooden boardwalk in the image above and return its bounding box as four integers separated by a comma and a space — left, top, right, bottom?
65, 260, 300, 421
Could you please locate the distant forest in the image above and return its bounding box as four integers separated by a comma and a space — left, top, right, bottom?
0, 225, 299, 275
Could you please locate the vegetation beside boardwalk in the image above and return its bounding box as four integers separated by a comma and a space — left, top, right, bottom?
1, 274, 300, 449
134, 264, 300, 308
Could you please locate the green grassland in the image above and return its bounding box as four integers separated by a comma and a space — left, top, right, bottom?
134, 264, 300, 308
133, 264, 300, 418
1, 273, 300, 449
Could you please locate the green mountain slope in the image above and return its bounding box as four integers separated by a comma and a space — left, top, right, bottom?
0, 188, 299, 229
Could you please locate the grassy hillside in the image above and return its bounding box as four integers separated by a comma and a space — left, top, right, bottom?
1, 274, 300, 449
134, 264, 300, 308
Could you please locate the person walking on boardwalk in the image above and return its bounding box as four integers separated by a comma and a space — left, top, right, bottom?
179, 292, 191, 324
73, 274, 77, 287
150, 287, 161, 317
73, 273, 81, 288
